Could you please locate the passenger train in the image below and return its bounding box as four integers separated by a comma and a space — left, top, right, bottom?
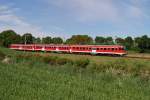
10, 44, 127, 56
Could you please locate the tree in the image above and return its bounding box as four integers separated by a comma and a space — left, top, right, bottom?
42, 36, 52, 44
124, 36, 133, 49
0, 30, 21, 47
33, 37, 41, 44
66, 35, 93, 45
95, 36, 114, 45
21, 33, 34, 44
52, 37, 63, 44
115, 38, 125, 45
135, 35, 149, 50
95, 36, 105, 44
105, 37, 114, 45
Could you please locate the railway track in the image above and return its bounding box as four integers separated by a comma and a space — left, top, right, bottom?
124, 55, 150, 60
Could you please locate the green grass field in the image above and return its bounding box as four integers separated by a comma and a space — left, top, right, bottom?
0, 47, 150, 100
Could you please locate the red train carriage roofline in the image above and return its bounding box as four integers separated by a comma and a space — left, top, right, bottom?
10, 44, 126, 56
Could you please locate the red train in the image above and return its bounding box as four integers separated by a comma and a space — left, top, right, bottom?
10, 44, 127, 56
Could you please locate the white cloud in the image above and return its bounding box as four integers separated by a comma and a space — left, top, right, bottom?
0, 5, 43, 37
48, 0, 148, 22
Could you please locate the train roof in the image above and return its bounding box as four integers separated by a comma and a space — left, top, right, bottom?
11, 44, 124, 47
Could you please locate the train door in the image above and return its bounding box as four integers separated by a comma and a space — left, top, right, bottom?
91, 48, 97, 54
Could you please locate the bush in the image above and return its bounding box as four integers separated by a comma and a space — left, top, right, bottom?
0, 50, 5, 60
56, 58, 72, 65
74, 59, 90, 69
42, 56, 58, 65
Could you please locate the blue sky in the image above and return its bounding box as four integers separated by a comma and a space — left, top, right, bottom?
0, 0, 150, 38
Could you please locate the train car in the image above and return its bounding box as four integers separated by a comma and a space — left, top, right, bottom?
10, 44, 127, 56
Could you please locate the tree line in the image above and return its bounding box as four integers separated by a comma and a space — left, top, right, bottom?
0, 29, 150, 53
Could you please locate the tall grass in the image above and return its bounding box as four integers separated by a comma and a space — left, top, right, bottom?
0, 47, 150, 100
0, 61, 150, 100
0, 50, 5, 60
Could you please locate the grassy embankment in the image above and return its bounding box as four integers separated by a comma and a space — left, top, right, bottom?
0, 47, 150, 100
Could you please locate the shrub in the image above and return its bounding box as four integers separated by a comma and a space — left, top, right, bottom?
42, 56, 58, 65
0, 50, 5, 60
112, 59, 127, 70
56, 58, 72, 65
74, 59, 90, 69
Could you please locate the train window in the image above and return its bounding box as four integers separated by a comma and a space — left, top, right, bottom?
112, 48, 114, 51
119, 48, 124, 50
108, 48, 110, 50
97, 48, 99, 50
115, 48, 117, 50
92, 48, 96, 50
104, 48, 106, 50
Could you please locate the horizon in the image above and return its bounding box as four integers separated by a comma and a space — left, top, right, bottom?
0, 0, 150, 38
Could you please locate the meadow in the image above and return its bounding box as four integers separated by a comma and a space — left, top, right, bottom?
0, 47, 150, 100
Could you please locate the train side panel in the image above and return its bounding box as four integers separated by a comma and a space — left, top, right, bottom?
10, 44, 127, 56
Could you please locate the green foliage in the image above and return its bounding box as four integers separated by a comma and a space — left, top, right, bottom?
0, 30, 21, 47
15, 53, 89, 68
21, 33, 34, 44
95, 36, 105, 44
0, 47, 150, 99
0, 29, 150, 53
56, 57, 73, 65
95, 36, 114, 45
134, 35, 150, 52
0, 57, 150, 100
0, 50, 5, 60
42, 36, 52, 44
124, 36, 133, 49
74, 59, 90, 68
52, 37, 63, 44
33, 37, 41, 44
66, 35, 93, 45
115, 37, 125, 45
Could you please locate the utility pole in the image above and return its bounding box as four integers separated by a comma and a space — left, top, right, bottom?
25, 35, 27, 45
114, 36, 117, 45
